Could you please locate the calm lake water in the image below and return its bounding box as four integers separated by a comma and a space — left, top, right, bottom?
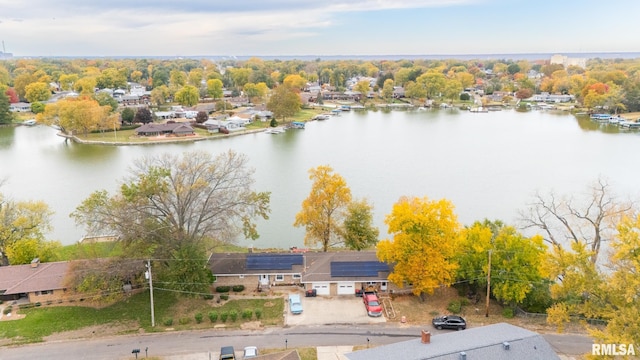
1, 109, 639, 248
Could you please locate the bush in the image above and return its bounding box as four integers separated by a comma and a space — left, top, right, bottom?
254, 308, 262, 319
270, 119, 278, 127
35, 302, 41, 307
242, 309, 253, 319
208, 311, 218, 322
3, 306, 12, 315
195, 312, 203, 324
163, 318, 174, 326
447, 300, 462, 314
203, 293, 214, 300
232, 285, 245, 292
460, 93, 471, 101
216, 286, 231, 293
220, 311, 229, 322
220, 294, 229, 301
229, 310, 238, 322
179, 317, 191, 325
502, 307, 515, 318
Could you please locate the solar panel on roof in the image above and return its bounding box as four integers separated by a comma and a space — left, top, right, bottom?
246, 254, 303, 270
330, 261, 389, 277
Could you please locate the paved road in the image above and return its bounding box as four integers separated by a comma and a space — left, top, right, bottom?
0, 324, 593, 360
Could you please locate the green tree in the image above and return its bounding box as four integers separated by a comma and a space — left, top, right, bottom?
377, 196, 460, 299
94, 92, 119, 112
71, 150, 270, 259
30, 102, 45, 114
0, 91, 12, 125
0, 192, 53, 266
25, 82, 51, 103
5, 238, 61, 265
150, 85, 169, 106
121, 107, 135, 124
382, 79, 394, 102
174, 85, 200, 107
456, 220, 546, 307
417, 71, 446, 99
159, 243, 214, 296
353, 80, 371, 104
343, 198, 379, 251
443, 79, 463, 103
206, 79, 224, 100
294, 165, 352, 251
266, 85, 301, 122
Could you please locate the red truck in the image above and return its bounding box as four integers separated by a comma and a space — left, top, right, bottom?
363, 292, 383, 317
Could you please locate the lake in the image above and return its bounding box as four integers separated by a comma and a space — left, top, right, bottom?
1, 108, 639, 248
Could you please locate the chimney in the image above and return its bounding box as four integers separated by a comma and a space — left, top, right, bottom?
421, 330, 431, 344
459, 352, 467, 360
30, 258, 40, 268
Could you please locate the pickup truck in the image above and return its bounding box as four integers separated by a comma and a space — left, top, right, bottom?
363, 292, 383, 317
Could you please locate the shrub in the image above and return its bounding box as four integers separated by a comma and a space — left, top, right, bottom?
208, 311, 218, 322
220, 294, 229, 301
3, 306, 12, 315
163, 318, 174, 326
195, 312, 203, 324
203, 293, 214, 300
229, 310, 238, 322
232, 285, 245, 292
35, 302, 41, 307
179, 317, 191, 325
460, 298, 470, 307
254, 308, 262, 319
447, 300, 462, 314
502, 307, 515, 319
220, 311, 229, 322
242, 309, 253, 319
460, 93, 471, 101
216, 286, 231, 293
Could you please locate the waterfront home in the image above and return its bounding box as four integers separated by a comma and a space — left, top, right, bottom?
135, 123, 195, 137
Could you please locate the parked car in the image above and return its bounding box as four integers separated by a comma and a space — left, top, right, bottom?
219, 346, 235, 360
363, 292, 383, 317
289, 294, 303, 314
432, 315, 466, 330
243, 346, 258, 359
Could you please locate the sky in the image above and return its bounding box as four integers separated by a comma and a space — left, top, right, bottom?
1, 0, 639, 57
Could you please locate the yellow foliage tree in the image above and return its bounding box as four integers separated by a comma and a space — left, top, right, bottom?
38, 96, 112, 136
294, 165, 352, 251
377, 196, 460, 298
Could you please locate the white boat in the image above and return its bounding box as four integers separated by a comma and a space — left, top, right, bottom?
23, 119, 37, 126
264, 127, 286, 134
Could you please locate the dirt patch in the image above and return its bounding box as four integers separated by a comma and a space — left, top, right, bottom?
43, 321, 139, 342
240, 321, 264, 330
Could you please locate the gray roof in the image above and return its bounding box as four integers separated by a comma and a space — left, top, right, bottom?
345, 323, 560, 360
0, 261, 70, 295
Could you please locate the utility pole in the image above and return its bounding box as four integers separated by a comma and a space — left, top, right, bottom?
146, 259, 156, 327
485, 249, 492, 317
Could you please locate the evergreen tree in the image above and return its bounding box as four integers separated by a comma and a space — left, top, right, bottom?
0, 91, 13, 125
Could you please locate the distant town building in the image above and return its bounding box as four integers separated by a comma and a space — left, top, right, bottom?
550, 54, 587, 69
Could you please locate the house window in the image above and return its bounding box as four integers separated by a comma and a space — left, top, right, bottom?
292, 274, 301, 279
37, 290, 53, 296
275, 274, 284, 282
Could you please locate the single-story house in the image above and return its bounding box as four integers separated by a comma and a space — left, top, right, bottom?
301, 251, 393, 296
528, 92, 574, 103
209, 251, 395, 296
345, 322, 560, 360
0, 260, 70, 303
9, 102, 31, 112
135, 123, 195, 136
209, 252, 305, 291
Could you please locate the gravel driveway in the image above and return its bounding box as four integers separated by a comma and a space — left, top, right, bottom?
285, 295, 387, 326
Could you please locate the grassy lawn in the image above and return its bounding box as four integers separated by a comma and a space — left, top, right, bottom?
0, 290, 284, 344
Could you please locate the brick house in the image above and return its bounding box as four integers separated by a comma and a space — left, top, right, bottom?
0, 260, 69, 304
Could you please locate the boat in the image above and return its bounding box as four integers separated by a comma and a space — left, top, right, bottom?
264, 127, 286, 134
590, 113, 612, 122
23, 119, 37, 126
291, 121, 305, 129
469, 107, 488, 113
330, 109, 342, 116
313, 114, 331, 121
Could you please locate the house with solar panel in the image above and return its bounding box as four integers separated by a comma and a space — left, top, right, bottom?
209, 252, 306, 291
301, 251, 392, 296
208, 251, 394, 296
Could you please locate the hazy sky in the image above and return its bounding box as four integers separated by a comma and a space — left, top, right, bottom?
1, 0, 639, 57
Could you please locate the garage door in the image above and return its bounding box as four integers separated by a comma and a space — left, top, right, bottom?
337, 282, 355, 295
312, 282, 330, 296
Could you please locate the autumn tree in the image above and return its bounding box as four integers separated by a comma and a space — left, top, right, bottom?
456, 220, 547, 308
377, 196, 461, 299
382, 79, 394, 102
294, 165, 352, 251
5, 87, 19, 103
175, 85, 200, 107
283, 74, 306, 91
74, 77, 97, 95
38, 96, 114, 136
343, 198, 379, 251
195, 110, 208, 124
5, 238, 61, 265
267, 85, 301, 122
150, 85, 169, 106
25, 82, 51, 103
0, 192, 53, 266
72, 150, 270, 261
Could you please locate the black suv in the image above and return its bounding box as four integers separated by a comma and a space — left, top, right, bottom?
432, 315, 466, 330
219, 346, 235, 360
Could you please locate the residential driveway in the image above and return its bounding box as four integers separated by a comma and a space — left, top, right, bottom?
285, 296, 387, 326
